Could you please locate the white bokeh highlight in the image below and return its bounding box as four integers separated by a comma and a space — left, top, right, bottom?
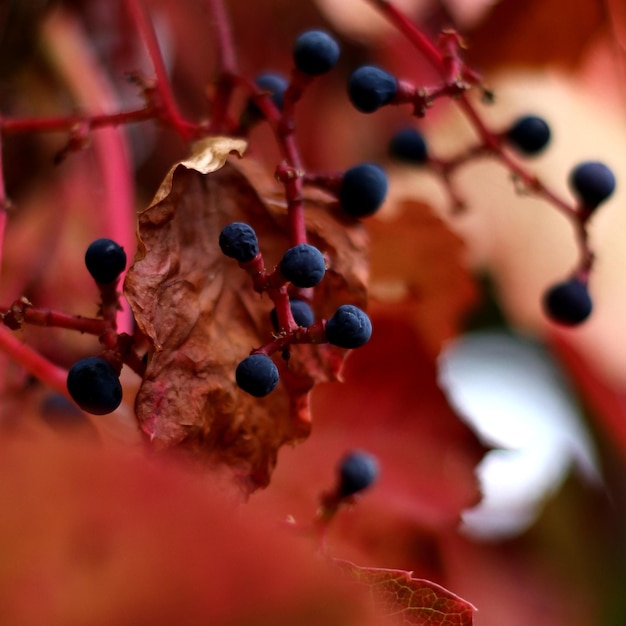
437, 331, 601, 540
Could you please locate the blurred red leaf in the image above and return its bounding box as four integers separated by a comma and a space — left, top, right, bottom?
368, 200, 477, 355
549, 333, 626, 463
124, 137, 369, 491
337, 559, 476, 626
464, 0, 606, 70
0, 435, 385, 626
253, 308, 486, 572
439, 531, 597, 626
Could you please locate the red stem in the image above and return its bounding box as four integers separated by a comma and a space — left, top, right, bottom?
205, 0, 238, 133
370, 0, 588, 261
234, 73, 309, 246
0, 327, 69, 396
0, 128, 7, 273
253, 320, 328, 356
123, 0, 196, 141
1, 108, 155, 136
1, 303, 109, 335
369, 0, 445, 73
40, 9, 138, 335
205, 0, 237, 72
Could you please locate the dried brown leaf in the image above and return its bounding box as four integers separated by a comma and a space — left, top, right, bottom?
124, 137, 369, 491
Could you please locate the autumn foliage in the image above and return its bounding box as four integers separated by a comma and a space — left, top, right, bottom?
0, 0, 625, 625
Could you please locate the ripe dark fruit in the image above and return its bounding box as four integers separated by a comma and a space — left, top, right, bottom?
84, 238, 127, 284
569, 161, 616, 209
293, 30, 340, 76
543, 279, 592, 325
66, 357, 123, 415
235, 354, 279, 397
505, 115, 551, 155
252, 72, 288, 113
339, 163, 388, 217
389, 128, 428, 164
219, 222, 259, 263
270, 298, 315, 331
337, 450, 379, 497
348, 65, 398, 113
325, 304, 372, 348
280, 244, 326, 288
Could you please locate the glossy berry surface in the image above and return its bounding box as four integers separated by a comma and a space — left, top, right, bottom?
253, 72, 288, 112
339, 163, 388, 217
66, 356, 123, 415
219, 222, 259, 263
569, 161, 616, 208
389, 128, 428, 164
348, 65, 398, 113
270, 298, 315, 331
235, 354, 279, 397
325, 304, 372, 349
84, 238, 127, 284
293, 30, 340, 76
280, 244, 325, 288
505, 115, 551, 155
543, 279, 592, 325
337, 450, 379, 497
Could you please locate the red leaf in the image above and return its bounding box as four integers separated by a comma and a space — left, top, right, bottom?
368, 199, 477, 354
124, 138, 369, 491
252, 308, 486, 573
464, 0, 606, 70
0, 436, 382, 626
337, 560, 476, 626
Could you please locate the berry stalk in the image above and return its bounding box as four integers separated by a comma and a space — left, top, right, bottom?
123, 0, 196, 141
206, 0, 238, 133
1, 300, 109, 336
0, 327, 68, 396
41, 9, 137, 334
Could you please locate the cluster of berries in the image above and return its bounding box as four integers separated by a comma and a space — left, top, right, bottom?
219, 222, 372, 397
349, 53, 618, 327
66, 26, 616, 416
246, 32, 389, 219
386, 119, 614, 326
349, 60, 615, 327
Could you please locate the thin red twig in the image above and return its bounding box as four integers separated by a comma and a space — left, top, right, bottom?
0, 327, 69, 396
1, 108, 156, 135
206, 0, 238, 133
1, 302, 109, 336
123, 0, 196, 140
369, 0, 588, 265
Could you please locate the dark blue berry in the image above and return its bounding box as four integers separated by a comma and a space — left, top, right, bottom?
325, 304, 372, 348
570, 161, 616, 209
506, 115, 551, 155
339, 163, 388, 217
348, 65, 398, 113
235, 354, 279, 397
270, 298, 315, 331
337, 450, 379, 497
84, 238, 127, 284
219, 222, 259, 263
280, 244, 325, 288
543, 279, 592, 325
389, 127, 428, 164
293, 30, 340, 76
66, 357, 123, 415
253, 72, 288, 112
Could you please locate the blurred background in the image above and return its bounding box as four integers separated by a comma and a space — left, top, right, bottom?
1, 1, 626, 624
